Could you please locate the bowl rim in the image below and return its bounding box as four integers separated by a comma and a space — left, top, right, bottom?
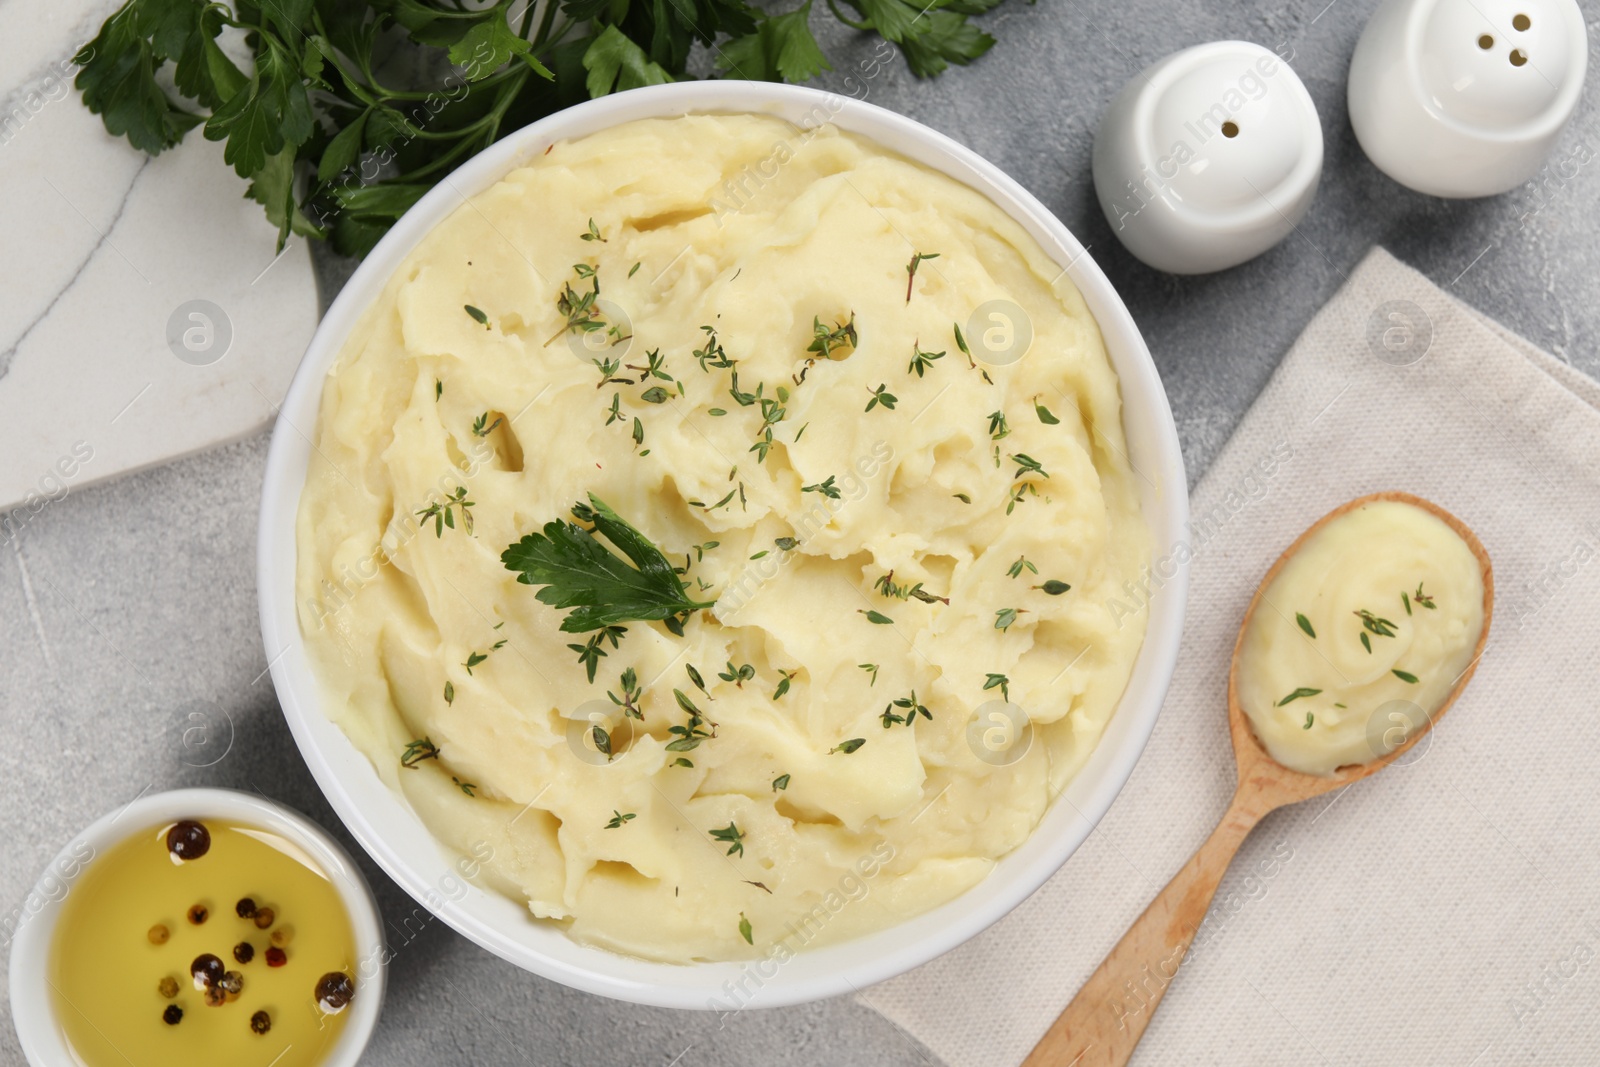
257, 79, 1188, 1009
7, 787, 387, 1067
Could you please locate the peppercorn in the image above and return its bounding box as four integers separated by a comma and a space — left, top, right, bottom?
189, 953, 225, 990
162, 1005, 183, 1026
157, 976, 179, 999
270, 926, 293, 947
203, 984, 226, 1008
186, 903, 208, 925
219, 971, 243, 999
166, 820, 211, 861
252, 906, 275, 930
233, 941, 254, 964
314, 971, 355, 1014
250, 1010, 271, 1035
265, 946, 287, 967
147, 924, 170, 945
235, 897, 257, 919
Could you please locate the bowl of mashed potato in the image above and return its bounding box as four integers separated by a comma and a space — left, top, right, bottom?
259, 81, 1187, 1008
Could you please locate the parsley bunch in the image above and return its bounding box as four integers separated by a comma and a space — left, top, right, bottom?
74, 0, 1013, 256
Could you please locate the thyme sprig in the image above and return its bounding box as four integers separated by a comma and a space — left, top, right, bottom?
907, 344, 945, 377
666, 689, 716, 752
718, 661, 756, 687
802, 476, 841, 499
547, 263, 605, 347
401, 737, 440, 768
608, 666, 643, 719
905, 252, 940, 302
994, 607, 1026, 632
1354, 608, 1398, 653
873, 571, 949, 605
694, 326, 736, 371
880, 689, 931, 728
569, 625, 627, 683
417, 487, 474, 537
808, 313, 858, 358
710, 821, 745, 857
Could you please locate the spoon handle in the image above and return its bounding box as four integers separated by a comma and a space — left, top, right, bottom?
1020, 790, 1267, 1067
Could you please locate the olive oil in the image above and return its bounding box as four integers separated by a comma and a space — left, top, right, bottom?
48, 818, 359, 1066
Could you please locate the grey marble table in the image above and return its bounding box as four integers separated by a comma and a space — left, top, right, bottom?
4, 2, 1596, 1065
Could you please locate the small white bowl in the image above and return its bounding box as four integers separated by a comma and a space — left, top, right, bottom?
8, 788, 386, 1067
257, 81, 1188, 1009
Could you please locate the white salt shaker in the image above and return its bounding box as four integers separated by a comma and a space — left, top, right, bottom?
1092, 41, 1324, 275
1348, 0, 1588, 198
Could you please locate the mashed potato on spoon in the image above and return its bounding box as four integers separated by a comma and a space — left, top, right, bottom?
296, 113, 1149, 962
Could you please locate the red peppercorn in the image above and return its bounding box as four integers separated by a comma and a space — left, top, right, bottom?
265, 946, 287, 967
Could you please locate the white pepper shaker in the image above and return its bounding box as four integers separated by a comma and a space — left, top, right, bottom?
1347, 0, 1588, 198
1092, 40, 1324, 275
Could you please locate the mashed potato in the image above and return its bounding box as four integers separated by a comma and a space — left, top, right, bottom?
296, 113, 1149, 962
1236, 499, 1486, 775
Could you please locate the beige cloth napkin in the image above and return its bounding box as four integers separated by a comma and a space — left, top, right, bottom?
859, 248, 1600, 1065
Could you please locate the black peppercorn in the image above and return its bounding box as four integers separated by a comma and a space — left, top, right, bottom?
315, 971, 355, 1014
190, 953, 225, 990
235, 897, 257, 919
166, 820, 210, 861
233, 941, 254, 964
163, 1005, 183, 1026
250, 1010, 271, 1035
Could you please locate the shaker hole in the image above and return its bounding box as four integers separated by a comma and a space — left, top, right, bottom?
1221, 121, 1239, 138
1477, 33, 1494, 49
1512, 13, 1531, 30
1510, 48, 1528, 66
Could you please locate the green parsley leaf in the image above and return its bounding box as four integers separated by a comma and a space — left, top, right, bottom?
501, 494, 715, 633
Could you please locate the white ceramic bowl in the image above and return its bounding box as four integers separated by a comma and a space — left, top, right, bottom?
257, 81, 1188, 1009
8, 788, 386, 1066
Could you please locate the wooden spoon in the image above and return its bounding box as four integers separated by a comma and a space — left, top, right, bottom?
1021, 491, 1493, 1067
